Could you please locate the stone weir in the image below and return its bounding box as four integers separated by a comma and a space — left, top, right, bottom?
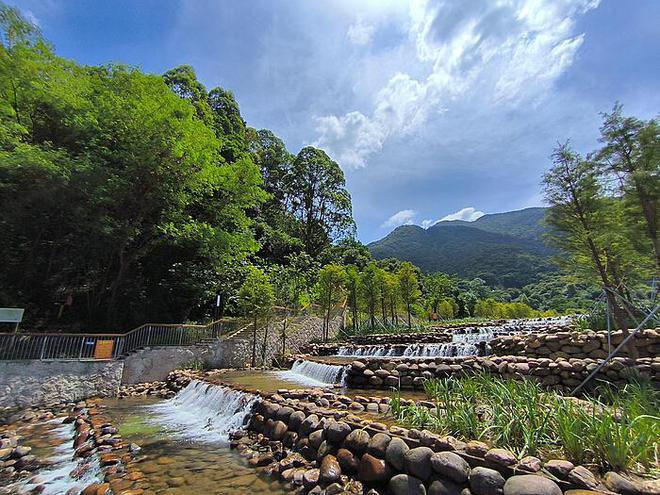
490, 328, 660, 360
333, 354, 660, 392
161, 370, 656, 495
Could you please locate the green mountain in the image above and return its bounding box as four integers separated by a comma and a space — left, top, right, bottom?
368, 207, 556, 287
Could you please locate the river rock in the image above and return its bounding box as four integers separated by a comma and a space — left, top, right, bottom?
343, 429, 370, 454
326, 421, 352, 444
288, 410, 305, 431
358, 453, 390, 483
389, 474, 427, 495
517, 456, 542, 473
485, 448, 517, 466
337, 448, 358, 473
405, 447, 434, 481
309, 430, 325, 449
303, 468, 320, 489
428, 478, 464, 495
367, 433, 391, 458
544, 459, 574, 479
271, 421, 288, 441
503, 475, 562, 495
470, 467, 505, 495
386, 437, 410, 471
300, 414, 320, 435
603, 471, 640, 495
430, 452, 470, 484
320, 454, 341, 483
568, 466, 599, 490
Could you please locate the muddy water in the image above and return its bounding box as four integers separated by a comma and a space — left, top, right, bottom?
102, 397, 289, 495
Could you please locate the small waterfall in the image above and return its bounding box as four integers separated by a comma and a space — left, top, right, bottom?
452, 327, 495, 344
336, 342, 481, 358
338, 345, 396, 357
9, 419, 102, 495
149, 380, 258, 443
277, 359, 346, 387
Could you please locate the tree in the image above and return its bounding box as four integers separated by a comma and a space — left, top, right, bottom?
543, 142, 632, 331
397, 262, 421, 329
316, 264, 346, 341
424, 272, 456, 315
360, 262, 382, 331
288, 147, 355, 256
597, 104, 659, 269
345, 266, 361, 332
237, 267, 274, 367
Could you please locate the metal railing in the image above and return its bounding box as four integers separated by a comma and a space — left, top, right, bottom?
0, 319, 237, 361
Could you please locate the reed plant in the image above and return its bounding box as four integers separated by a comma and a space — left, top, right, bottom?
391, 372, 659, 474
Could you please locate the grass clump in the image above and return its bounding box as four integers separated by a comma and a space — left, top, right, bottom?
390, 373, 659, 475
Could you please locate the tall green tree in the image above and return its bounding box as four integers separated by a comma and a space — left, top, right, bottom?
397, 262, 421, 329
543, 142, 632, 331
597, 104, 659, 270
288, 147, 355, 257
237, 267, 274, 367
360, 262, 382, 331
316, 264, 346, 341
345, 265, 361, 332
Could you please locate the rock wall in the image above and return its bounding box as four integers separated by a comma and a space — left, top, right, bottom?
121, 344, 218, 384
174, 373, 639, 495
340, 354, 660, 392
490, 328, 660, 359
0, 360, 124, 409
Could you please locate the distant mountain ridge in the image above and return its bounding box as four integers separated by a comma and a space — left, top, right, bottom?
368, 207, 555, 287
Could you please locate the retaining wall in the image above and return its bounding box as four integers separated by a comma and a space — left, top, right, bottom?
338, 354, 660, 392
490, 328, 660, 359
0, 360, 124, 409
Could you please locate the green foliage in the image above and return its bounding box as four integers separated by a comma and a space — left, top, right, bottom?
391, 373, 660, 473
397, 262, 421, 328
315, 264, 346, 341
473, 298, 538, 319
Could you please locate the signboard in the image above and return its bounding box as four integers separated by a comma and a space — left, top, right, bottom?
94, 340, 115, 360
0, 308, 24, 331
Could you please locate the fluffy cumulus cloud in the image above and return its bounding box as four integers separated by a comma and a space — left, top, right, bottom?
314, 0, 600, 169
382, 209, 417, 228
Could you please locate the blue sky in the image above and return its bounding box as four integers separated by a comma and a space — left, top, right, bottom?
12, 0, 660, 242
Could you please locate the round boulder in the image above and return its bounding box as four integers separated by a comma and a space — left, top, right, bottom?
343, 429, 370, 454
404, 447, 434, 481
336, 448, 358, 474
358, 453, 391, 483
428, 479, 463, 495
367, 433, 392, 458
385, 437, 410, 471
389, 474, 427, 495
503, 475, 562, 495
430, 452, 470, 484
326, 421, 352, 444
469, 467, 505, 495
320, 454, 341, 484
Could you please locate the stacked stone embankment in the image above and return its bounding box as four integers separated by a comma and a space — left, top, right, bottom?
342, 355, 660, 392
490, 328, 660, 359
161, 372, 658, 495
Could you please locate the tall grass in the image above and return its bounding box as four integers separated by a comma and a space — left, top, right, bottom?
390, 372, 659, 474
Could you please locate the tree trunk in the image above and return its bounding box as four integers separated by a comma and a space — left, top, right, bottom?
251, 313, 258, 367
261, 316, 269, 367
407, 302, 411, 329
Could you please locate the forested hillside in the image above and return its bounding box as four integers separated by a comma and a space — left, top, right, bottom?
369, 208, 555, 287
0, 6, 355, 330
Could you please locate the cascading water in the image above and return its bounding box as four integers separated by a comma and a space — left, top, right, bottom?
276, 359, 346, 387
148, 380, 258, 443
8, 419, 102, 495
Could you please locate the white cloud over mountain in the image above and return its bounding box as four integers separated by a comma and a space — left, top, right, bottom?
382, 209, 417, 228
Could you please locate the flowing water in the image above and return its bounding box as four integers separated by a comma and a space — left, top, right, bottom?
275, 359, 346, 387
2, 418, 102, 495
101, 383, 290, 495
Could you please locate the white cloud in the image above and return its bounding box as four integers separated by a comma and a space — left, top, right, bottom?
347, 19, 376, 45
314, 0, 600, 168
439, 207, 485, 222
421, 218, 437, 229
381, 209, 417, 228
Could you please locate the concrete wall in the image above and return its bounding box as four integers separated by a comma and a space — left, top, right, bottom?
0, 360, 124, 409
